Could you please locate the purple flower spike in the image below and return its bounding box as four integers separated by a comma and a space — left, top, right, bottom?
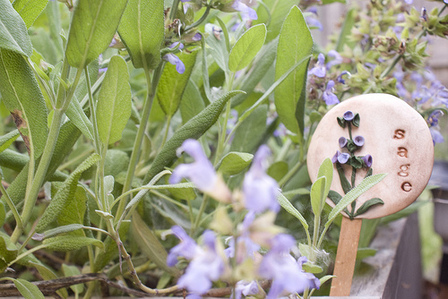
163, 53, 185, 74
362, 155, 373, 168
170, 139, 231, 202
326, 50, 343, 69
167, 226, 199, 266
338, 137, 348, 148
177, 230, 224, 296
243, 145, 280, 214
323, 80, 339, 105
428, 110, 444, 127
337, 71, 350, 84
232, 0, 258, 20
343, 111, 355, 121
259, 234, 320, 298
353, 135, 365, 147
234, 281, 259, 299
337, 153, 350, 164
309, 53, 326, 78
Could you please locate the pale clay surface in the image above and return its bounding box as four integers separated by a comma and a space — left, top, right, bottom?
307, 93, 434, 219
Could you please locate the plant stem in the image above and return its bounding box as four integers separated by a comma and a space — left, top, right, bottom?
0, 179, 22, 232
11, 108, 64, 243
161, 115, 172, 148
191, 195, 209, 236
185, 1, 212, 31
116, 63, 164, 223
278, 159, 305, 187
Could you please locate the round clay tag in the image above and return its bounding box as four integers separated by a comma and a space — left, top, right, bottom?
307, 93, 434, 219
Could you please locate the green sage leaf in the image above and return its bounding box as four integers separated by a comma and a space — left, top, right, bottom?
13, 278, 45, 299
229, 24, 267, 72
230, 105, 267, 153
43, 235, 104, 252
62, 264, 84, 295
36, 153, 100, 232
39, 224, 84, 240
274, 5, 313, 141
131, 212, 180, 277
66, 0, 128, 69
0, 233, 18, 272
217, 152, 253, 175
118, 0, 164, 69
66, 99, 94, 140
144, 90, 244, 182
317, 158, 333, 204
96, 55, 132, 145
13, 0, 48, 29
254, 0, 297, 42
158, 51, 198, 117
277, 192, 308, 230
0, 0, 32, 56
0, 130, 19, 153
310, 176, 326, 218
0, 49, 48, 158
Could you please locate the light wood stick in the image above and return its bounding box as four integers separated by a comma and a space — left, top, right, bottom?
329, 217, 363, 296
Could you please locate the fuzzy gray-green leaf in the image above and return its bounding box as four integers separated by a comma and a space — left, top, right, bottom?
274, 6, 313, 140
217, 152, 253, 175
13, 279, 45, 299
158, 51, 197, 117
96, 55, 132, 145
229, 24, 267, 72
118, 0, 164, 69
144, 90, 244, 183
43, 235, 104, 252
66, 0, 128, 69
0, 130, 19, 153
131, 212, 180, 277
0, 49, 48, 158
13, 0, 48, 29
36, 154, 100, 232
0, 0, 32, 56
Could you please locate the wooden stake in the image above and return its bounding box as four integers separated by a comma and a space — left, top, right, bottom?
329, 217, 363, 296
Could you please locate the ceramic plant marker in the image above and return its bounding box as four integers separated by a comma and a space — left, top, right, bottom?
307, 93, 434, 296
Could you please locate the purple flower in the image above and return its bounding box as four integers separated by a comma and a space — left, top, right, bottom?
167, 226, 200, 266
326, 50, 343, 69
297, 256, 321, 290
332, 151, 350, 164
259, 234, 320, 298
163, 53, 185, 74
343, 110, 355, 121
170, 139, 231, 202
428, 110, 444, 127
431, 127, 445, 144
177, 230, 225, 296
224, 234, 260, 263
232, 0, 258, 20
323, 80, 339, 105
337, 71, 350, 84
353, 135, 365, 147
308, 53, 326, 78
192, 33, 202, 41
362, 155, 373, 168
243, 145, 280, 214
305, 9, 323, 31
234, 280, 259, 299
338, 136, 348, 148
